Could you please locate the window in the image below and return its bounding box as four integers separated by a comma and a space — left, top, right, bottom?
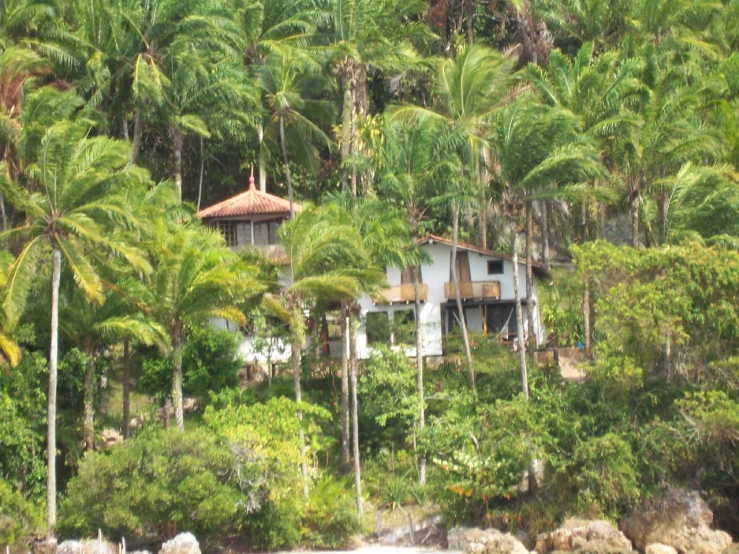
366, 312, 390, 345
215, 221, 237, 247
487, 260, 504, 274
392, 309, 415, 345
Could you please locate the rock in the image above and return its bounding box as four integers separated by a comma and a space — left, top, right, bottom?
56, 539, 116, 554
378, 514, 443, 546
645, 545, 677, 554
158, 533, 200, 554
32, 538, 58, 554
100, 428, 123, 448
620, 488, 733, 554
182, 397, 198, 412
535, 519, 634, 553
723, 545, 739, 554
447, 527, 531, 554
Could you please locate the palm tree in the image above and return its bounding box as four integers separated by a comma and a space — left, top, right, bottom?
144, 218, 261, 430
390, 45, 515, 383
278, 203, 382, 499
0, 117, 151, 535
258, 47, 335, 218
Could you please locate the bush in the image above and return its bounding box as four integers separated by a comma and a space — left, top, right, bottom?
303, 477, 363, 549
59, 428, 263, 538
0, 479, 43, 546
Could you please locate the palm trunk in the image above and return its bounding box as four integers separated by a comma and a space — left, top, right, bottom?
83, 350, 97, 451
47, 247, 61, 535
413, 260, 426, 485
540, 201, 551, 273
171, 125, 184, 202
122, 339, 131, 439
583, 277, 592, 358
660, 187, 669, 245
341, 82, 352, 193
0, 192, 7, 232
291, 323, 309, 500
172, 330, 185, 431
511, 223, 529, 400
258, 121, 267, 193
279, 115, 295, 219
630, 184, 640, 248
197, 137, 205, 212
129, 109, 143, 167
349, 307, 362, 516
340, 302, 351, 468
451, 204, 474, 388
526, 202, 536, 354
350, 89, 358, 197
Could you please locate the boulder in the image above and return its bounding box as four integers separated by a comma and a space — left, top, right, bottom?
644, 545, 678, 554
620, 488, 733, 554
100, 428, 123, 448
32, 538, 58, 554
158, 533, 200, 554
535, 519, 634, 553
448, 527, 532, 554
57, 539, 117, 554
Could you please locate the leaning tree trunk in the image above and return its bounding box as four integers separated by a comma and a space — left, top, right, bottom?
0, 192, 6, 232
170, 125, 184, 202
525, 202, 536, 355
197, 137, 205, 212
83, 349, 97, 451
583, 277, 592, 358
290, 321, 309, 500
340, 78, 353, 194
349, 306, 363, 516
340, 302, 351, 468
258, 121, 267, 193
47, 247, 62, 535
511, 222, 529, 400
171, 328, 185, 431
279, 115, 295, 219
129, 109, 143, 167
451, 203, 475, 388
413, 259, 427, 485
122, 339, 131, 439
539, 201, 551, 273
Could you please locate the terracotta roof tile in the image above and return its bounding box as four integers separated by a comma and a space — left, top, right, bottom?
197, 173, 301, 219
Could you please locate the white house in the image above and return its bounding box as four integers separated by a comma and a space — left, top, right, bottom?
356, 235, 544, 359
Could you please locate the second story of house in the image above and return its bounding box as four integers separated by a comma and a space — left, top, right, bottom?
196, 171, 300, 259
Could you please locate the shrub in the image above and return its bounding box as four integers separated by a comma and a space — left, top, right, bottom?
59, 428, 263, 538
0, 479, 43, 546
303, 477, 363, 549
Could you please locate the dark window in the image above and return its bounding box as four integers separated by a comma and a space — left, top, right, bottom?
487, 260, 504, 274
215, 221, 237, 247
366, 312, 391, 345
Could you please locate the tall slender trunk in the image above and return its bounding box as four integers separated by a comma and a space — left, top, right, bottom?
171, 125, 184, 202
341, 81, 352, 193
0, 192, 6, 232
540, 201, 551, 273
340, 302, 350, 468
580, 200, 588, 243
660, 187, 669, 245
511, 223, 529, 400
349, 89, 358, 197
583, 277, 592, 358
83, 351, 97, 451
197, 137, 205, 212
526, 202, 536, 354
349, 307, 362, 516
451, 204, 474, 388
630, 183, 640, 248
257, 122, 267, 193
47, 248, 62, 535
413, 256, 426, 485
279, 115, 295, 219
291, 323, 309, 500
129, 109, 143, 167
172, 330, 185, 431
466, 0, 474, 43
122, 339, 131, 439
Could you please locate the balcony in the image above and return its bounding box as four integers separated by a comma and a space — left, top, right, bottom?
444, 281, 501, 301
377, 284, 427, 304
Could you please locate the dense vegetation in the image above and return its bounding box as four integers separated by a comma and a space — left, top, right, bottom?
0, 0, 738, 549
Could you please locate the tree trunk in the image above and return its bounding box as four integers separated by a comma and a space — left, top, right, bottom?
122, 339, 131, 439
413, 257, 426, 485
47, 247, 61, 535
451, 204, 475, 388
540, 201, 551, 273
197, 137, 205, 212
511, 223, 529, 400
0, 192, 7, 232
340, 302, 351, 468
526, 202, 536, 355
171, 125, 184, 202
291, 323, 309, 500
279, 115, 295, 219
660, 187, 669, 245
341, 81, 352, 194
349, 307, 363, 516
129, 109, 142, 167
630, 187, 640, 248
350, 88, 358, 197
583, 277, 592, 358
83, 351, 97, 451
172, 331, 185, 431
258, 121, 267, 193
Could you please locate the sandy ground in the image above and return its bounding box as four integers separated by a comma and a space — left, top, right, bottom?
281, 547, 459, 554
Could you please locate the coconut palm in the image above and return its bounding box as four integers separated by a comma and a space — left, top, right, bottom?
390, 45, 515, 383
534, 0, 631, 49
0, 116, 151, 534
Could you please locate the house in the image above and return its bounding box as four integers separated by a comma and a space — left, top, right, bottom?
196, 170, 299, 258
356, 235, 545, 359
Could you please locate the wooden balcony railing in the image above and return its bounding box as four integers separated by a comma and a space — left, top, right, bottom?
444, 281, 501, 300
378, 283, 427, 304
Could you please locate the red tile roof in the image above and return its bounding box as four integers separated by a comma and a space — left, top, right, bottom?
197, 172, 301, 219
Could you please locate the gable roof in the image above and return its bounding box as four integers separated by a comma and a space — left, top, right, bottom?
419, 234, 547, 275
197, 172, 301, 220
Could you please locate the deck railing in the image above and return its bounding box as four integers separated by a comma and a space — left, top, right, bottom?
444, 280, 501, 300
378, 283, 428, 304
